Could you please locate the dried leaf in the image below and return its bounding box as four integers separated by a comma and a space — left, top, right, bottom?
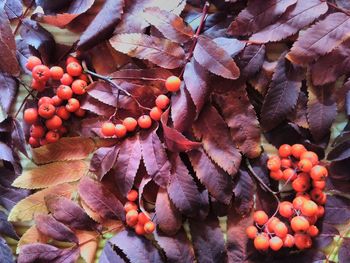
193, 35, 240, 79
76, 230, 99, 263
193, 104, 241, 175
12, 160, 87, 189
90, 146, 120, 181
0, 73, 18, 114
339, 238, 350, 263
110, 33, 185, 69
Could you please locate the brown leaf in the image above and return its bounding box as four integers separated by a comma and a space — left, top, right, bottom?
193, 104, 241, 175
250, 0, 328, 43
287, 12, 350, 65
76, 230, 99, 263
109, 33, 185, 69
193, 35, 240, 79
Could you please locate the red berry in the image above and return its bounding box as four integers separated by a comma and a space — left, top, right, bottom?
294, 233, 312, 250
291, 216, 310, 232
60, 73, 73, 85
274, 222, 288, 238
278, 144, 292, 158
26, 56, 42, 71
71, 79, 87, 95
165, 76, 181, 92
45, 130, 60, 143
74, 108, 86, 117
45, 115, 62, 130
253, 210, 268, 225
66, 62, 82, 76
267, 156, 281, 171
66, 56, 79, 65
307, 225, 319, 237
23, 108, 38, 124
150, 107, 162, 121
310, 165, 328, 181
269, 236, 283, 251
135, 223, 146, 235
279, 201, 294, 218
291, 144, 307, 158
31, 79, 45, 91
124, 201, 138, 212
38, 103, 55, 119
123, 117, 137, 132
49, 66, 64, 80
281, 158, 292, 168
101, 122, 115, 137
32, 65, 51, 82
138, 212, 150, 225
56, 106, 71, 120
312, 180, 326, 190
283, 234, 295, 248
38, 96, 53, 106
298, 159, 313, 173
310, 188, 326, 204
126, 210, 138, 227
52, 95, 63, 106
246, 226, 258, 239
127, 190, 138, 202
267, 217, 280, 232
66, 98, 80, 112
30, 124, 45, 138
57, 85, 73, 100
138, 115, 152, 129
300, 151, 319, 166
282, 168, 297, 181
301, 200, 318, 217
144, 221, 155, 234
155, 94, 170, 110
270, 170, 283, 180
28, 136, 40, 148
254, 235, 270, 251
78, 74, 89, 82
115, 124, 127, 138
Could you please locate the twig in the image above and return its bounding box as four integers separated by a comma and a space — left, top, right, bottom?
14, 91, 34, 118
5, 0, 35, 35
110, 76, 166, 82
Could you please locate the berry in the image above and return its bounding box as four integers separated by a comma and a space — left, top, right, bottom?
135, 223, 146, 235
283, 234, 295, 248
123, 117, 138, 132
290, 216, 310, 232
60, 73, 73, 85
282, 168, 297, 181
300, 151, 319, 166
52, 95, 63, 106
28, 136, 40, 148
124, 201, 138, 212
38, 103, 55, 119
66, 98, 80, 112
291, 144, 307, 158
66, 62, 82, 76
165, 76, 181, 92
254, 235, 270, 251
26, 56, 42, 71
23, 108, 38, 124
274, 222, 288, 238
66, 56, 79, 65
246, 226, 258, 239
294, 233, 312, 250
30, 124, 45, 138
101, 122, 116, 137
253, 210, 268, 225
74, 108, 86, 117
317, 206, 325, 218
278, 144, 292, 158
293, 196, 307, 210
144, 221, 156, 234
138, 115, 152, 129
310, 165, 328, 181
115, 124, 127, 138
72, 79, 87, 95
56, 106, 71, 120
127, 190, 138, 202
281, 158, 292, 169
310, 188, 326, 204
45, 115, 62, 130
32, 65, 51, 82
292, 174, 310, 192
301, 200, 318, 217
38, 96, 53, 106
279, 201, 294, 218
267, 217, 280, 232
138, 212, 150, 225
298, 159, 313, 173
45, 131, 59, 143
155, 95, 170, 110
307, 225, 319, 237
31, 79, 45, 91
150, 107, 162, 121
78, 74, 89, 82
270, 170, 283, 180
267, 156, 281, 171
269, 236, 283, 251
312, 180, 326, 190
57, 85, 73, 100
49, 66, 64, 80
307, 215, 318, 225
40, 138, 47, 146
126, 210, 138, 227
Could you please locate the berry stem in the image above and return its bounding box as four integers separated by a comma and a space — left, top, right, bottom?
5, 0, 35, 35
14, 90, 34, 118
109, 76, 166, 82
76, 225, 122, 247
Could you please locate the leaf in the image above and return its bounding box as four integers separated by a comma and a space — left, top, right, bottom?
0, 237, 13, 263
3, 0, 22, 20
90, 146, 120, 181
287, 12, 350, 65
339, 238, 350, 263
237, 44, 266, 78
111, 135, 142, 196
213, 82, 261, 158
76, 230, 99, 263
12, 160, 87, 189
80, 95, 116, 116
213, 37, 246, 58
193, 104, 241, 175
17, 226, 48, 253
250, 0, 328, 43
87, 81, 119, 107
189, 214, 227, 263
183, 59, 210, 116
155, 187, 182, 235
233, 168, 256, 216
227, 0, 297, 36
0, 183, 29, 211
313, 222, 339, 249
10, 118, 27, 157
34, 214, 78, 243
139, 128, 171, 188
110, 33, 185, 69
307, 83, 337, 141
78, 0, 125, 50
143, 7, 193, 43
154, 228, 194, 263
0, 73, 18, 114
0, 210, 18, 240
100, 242, 125, 263
32, 137, 95, 165
78, 176, 125, 221
0, 142, 16, 168
328, 140, 350, 161
193, 35, 240, 79
324, 195, 350, 224
45, 195, 97, 230
188, 148, 233, 205
260, 54, 304, 131
8, 183, 74, 222
109, 229, 162, 262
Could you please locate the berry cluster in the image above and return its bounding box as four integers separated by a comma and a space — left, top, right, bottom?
23, 56, 88, 147
246, 144, 328, 251
100, 76, 180, 137
124, 190, 156, 235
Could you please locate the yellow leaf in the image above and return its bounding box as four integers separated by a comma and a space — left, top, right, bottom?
32, 137, 95, 164
16, 225, 49, 254
8, 183, 74, 222
12, 160, 88, 189
76, 230, 99, 263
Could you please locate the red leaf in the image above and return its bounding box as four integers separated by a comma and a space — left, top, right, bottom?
155, 187, 182, 235
0, 73, 18, 114
227, 0, 297, 36
87, 81, 119, 107
233, 168, 255, 216
193, 35, 240, 79
287, 12, 350, 65
238, 44, 266, 78
35, 214, 78, 243
193, 104, 241, 175
78, 177, 125, 221
80, 95, 116, 116
90, 146, 120, 180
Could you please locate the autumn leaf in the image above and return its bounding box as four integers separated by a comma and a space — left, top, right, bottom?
339, 238, 350, 263
0, 210, 18, 240
86, 81, 119, 107
76, 230, 99, 263
324, 195, 350, 224
237, 44, 266, 78
110, 33, 185, 69
233, 167, 256, 216
0, 237, 12, 263
90, 145, 120, 181
99, 242, 125, 263
17, 225, 48, 253
0, 73, 18, 114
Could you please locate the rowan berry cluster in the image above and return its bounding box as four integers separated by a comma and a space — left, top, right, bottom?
100, 76, 181, 137
23, 56, 88, 147
246, 144, 328, 251
124, 190, 156, 235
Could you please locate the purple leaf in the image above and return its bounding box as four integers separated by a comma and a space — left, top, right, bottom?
237, 44, 266, 78
100, 243, 125, 263
54, 248, 80, 263
3, 0, 22, 20
0, 183, 29, 211
189, 214, 227, 263
0, 141, 20, 174
213, 37, 246, 58
18, 243, 61, 263
327, 140, 350, 162
78, 177, 125, 221
0, 210, 18, 240
339, 238, 350, 263
10, 118, 27, 157
314, 222, 339, 249
35, 214, 78, 243
233, 168, 256, 216
0, 237, 14, 263
0, 73, 18, 114
324, 195, 350, 224
87, 81, 119, 107
80, 95, 116, 116
90, 146, 120, 181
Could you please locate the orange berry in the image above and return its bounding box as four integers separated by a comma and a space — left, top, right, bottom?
254, 235, 270, 251
283, 234, 295, 248
71, 79, 87, 95
52, 95, 63, 106
310, 188, 325, 204
253, 210, 268, 225
66, 56, 79, 65
56, 106, 71, 120
66, 62, 82, 76
317, 206, 325, 218
30, 124, 45, 138
293, 196, 307, 210
123, 117, 138, 132
45, 130, 60, 143
312, 180, 326, 190
49, 66, 64, 80
23, 108, 38, 124
278, 144, 292, 158
124, 201, 138, 212
57, 85, 73, 100
155, 94, 170, 110
32, 65, 51, 82
126, 209, 138, 227
150, 107, 163, 121
38, 96, 53, 106
31, 78, 45, 91
298, 159, 313, 173
138, 212, 150, 225
307, 225, 319, 237
291, 216, 310, 232
281, 158, 292, 169
66, 98, 80, 112
300, 151, 319, 166
270, 170, 283, 180
78, 74, 89, 82
267, 217, 280, 232
301, 200, 318, 217
74, 108, 86, 117
135, 223, 146, 235
310, 165, 328, 181
267, 156, 281, 171
38, 103, 55, 119
291, 144, 307, 158
101, 122, 115, 137
292, 175, 310, 192
296, 192, 311, 199
269, 236, 283, 251
246, 226, 258, 239
60, 73, 73, 85
165, 76, 181, 92
45, 115, 62, 130
274, 222, 288, 238
115, 124, 127, 138
26, 56, 42, 71
282, 168, 297, 181
279, 201, 294, 218
28, 136, 40, 148
144, 221, 156, 234
294, 233, 312, 250
138, 115, 152, 129
127, 190, 138, 202
306, 215, 318, 225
